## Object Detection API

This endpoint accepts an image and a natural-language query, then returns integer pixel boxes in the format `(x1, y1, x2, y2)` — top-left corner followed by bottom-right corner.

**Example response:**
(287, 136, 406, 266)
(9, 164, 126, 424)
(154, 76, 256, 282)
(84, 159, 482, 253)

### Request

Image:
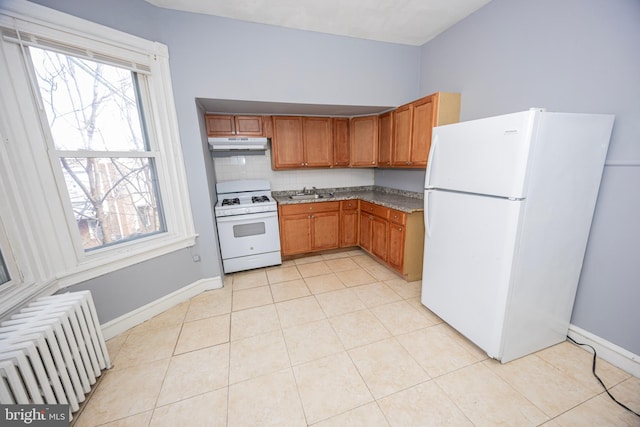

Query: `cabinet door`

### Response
(280, 213, 311, 255)
(359, 210, 372, 252)
(350, 115, 378, 167)
(387, 223, 405, 272)
(303, 117, 333, 167)
(378, 111, 393, 167)
(333, 118, 350, 167)
(371, 216, 388, 261)
(272, 116, 304, 169)
(340, 201, 358, 247)
(206, 115, 235, 136)
(410, 95, 435, 167)
(235, 116, 263, 136)
(391, 104, 412, 166)
(311, 211, 340, 250)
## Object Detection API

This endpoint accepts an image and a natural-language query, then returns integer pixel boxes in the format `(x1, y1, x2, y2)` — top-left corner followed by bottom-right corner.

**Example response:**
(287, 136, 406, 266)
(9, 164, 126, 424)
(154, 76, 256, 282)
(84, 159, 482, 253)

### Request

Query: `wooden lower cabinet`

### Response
(279, 202, 340, 256)
(358, 200, 424, 281)
(340, 200, 358, 247)
(280, 199, 424, 280)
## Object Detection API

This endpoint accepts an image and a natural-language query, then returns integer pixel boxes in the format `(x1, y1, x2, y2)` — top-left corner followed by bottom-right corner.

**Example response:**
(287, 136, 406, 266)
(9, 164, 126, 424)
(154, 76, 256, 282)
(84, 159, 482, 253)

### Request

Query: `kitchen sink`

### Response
(288, 194, 332, 200)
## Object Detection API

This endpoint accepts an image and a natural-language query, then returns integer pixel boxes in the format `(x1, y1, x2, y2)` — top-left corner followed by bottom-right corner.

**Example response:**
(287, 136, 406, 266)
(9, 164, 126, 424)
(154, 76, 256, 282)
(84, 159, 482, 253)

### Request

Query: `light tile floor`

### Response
(74, 249, 640, 426)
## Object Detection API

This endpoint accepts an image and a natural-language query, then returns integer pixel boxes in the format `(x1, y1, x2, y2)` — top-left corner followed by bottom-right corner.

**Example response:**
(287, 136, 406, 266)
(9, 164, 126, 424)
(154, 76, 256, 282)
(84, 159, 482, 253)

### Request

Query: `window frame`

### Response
(0, 1, 196, 313)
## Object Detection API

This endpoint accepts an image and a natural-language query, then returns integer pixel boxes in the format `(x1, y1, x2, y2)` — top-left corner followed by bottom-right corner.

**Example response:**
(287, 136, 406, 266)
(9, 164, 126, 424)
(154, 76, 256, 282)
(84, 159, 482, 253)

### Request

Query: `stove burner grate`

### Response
(252, 195, 270, 203)
(222, 197, 240, 206)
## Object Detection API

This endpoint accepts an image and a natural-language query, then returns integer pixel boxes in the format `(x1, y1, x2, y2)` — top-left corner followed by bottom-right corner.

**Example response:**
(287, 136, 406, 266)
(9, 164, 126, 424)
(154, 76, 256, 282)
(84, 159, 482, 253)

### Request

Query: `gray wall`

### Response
(29, 0, 421, 322)
(408, 0, 639, 355)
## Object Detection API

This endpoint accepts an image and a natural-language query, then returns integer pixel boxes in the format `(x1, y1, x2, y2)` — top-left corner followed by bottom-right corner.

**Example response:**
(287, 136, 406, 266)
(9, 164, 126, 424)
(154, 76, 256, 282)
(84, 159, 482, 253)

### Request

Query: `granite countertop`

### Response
(272, 185, 424, 213)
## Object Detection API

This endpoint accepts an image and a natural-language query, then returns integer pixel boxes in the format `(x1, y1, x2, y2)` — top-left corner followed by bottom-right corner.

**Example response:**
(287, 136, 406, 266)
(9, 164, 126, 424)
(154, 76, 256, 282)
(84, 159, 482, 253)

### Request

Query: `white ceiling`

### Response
(144, 0, 491, 46)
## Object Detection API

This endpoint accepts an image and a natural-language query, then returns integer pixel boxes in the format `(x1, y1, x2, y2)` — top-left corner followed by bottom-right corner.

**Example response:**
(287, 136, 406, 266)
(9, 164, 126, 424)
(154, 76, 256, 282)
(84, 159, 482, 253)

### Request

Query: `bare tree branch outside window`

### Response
(29, 47, 165, 250)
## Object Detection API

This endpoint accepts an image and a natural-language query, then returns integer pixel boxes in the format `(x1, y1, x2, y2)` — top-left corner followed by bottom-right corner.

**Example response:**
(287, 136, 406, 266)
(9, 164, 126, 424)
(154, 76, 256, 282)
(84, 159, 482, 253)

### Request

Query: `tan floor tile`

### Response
(150, 388, 227, 427)
(228, 369, 306, 427)
(130, 301, 188, 334)
(294, 254, 326, 265)
(371, 300, 434, 335)
(112, 325, 181, 370)
(232, 269, 269, 290)
(297, 261, 332, 277)
(364, 264, 399, 281)
(229, 330, 290, 384)
(315, 288, 366, 317)
(384, 278, 421, 299)
(283, 319, 344, 365)
(435, 363, 548, 426)
(276, 295, 326, 328)
(378, 381, 473, 427)
(230, 304, 281, 341)
(184, 290, 231, 322)
(312, 402, 389, 427)
(304, 273, 345, 294)
(352, 282, 403, 308)
(351, 254, 383, 269)
(329, 309, 391, 349)
(610, 375, 640, 413)
(396, 323, 485, 378)
(321, 251, 353, 260)
(232, 285, 273, 311)
(536, 341, 631, 393)
(552, 393, 639, 426)
(156, 343, 229, 406)
(484, 355, 597, 418)
(105, 333, 128, 362)
(325, 257, 360, 272)
(74, 359, 169, 426)
(92, 411, 153, 427)
(293, 353, 373, 424)
(174, 314, 230, 355)
(270, 278, 311, 302)
(348, 338, 429, 399)
(336, 268, 377, 287)
(405, 297, 443, 324)
(267, 265, 303, 283)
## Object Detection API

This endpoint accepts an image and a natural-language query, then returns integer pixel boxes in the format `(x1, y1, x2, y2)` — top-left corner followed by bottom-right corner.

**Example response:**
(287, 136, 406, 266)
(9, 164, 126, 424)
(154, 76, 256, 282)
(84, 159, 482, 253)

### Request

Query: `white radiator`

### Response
(0, 291, 111, 414)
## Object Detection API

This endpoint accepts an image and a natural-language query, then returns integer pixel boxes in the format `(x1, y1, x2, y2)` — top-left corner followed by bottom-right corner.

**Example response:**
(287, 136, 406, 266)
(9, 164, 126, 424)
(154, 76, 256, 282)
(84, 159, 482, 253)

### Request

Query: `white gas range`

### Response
(214, 180, 282, 273)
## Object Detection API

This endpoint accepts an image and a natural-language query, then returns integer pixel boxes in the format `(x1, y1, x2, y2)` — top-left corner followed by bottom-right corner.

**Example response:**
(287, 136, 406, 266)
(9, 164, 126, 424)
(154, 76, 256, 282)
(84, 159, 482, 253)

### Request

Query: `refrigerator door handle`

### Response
(425, 189, 432, 238)
(425, 135, 438, 188)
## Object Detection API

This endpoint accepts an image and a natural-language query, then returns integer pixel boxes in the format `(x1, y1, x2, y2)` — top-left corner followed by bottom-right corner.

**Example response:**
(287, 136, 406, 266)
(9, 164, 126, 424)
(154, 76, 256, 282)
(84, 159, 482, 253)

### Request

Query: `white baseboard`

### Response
(100, 276, 223, 340)
(568, 324, 640, 378)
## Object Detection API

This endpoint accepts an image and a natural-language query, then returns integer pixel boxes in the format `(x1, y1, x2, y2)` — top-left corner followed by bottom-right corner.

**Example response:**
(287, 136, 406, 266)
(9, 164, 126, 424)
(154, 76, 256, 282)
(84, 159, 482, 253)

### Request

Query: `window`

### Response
(29, 47, 166, 251)
(0, 1, 196, 312)
(0, 250, 9, 286)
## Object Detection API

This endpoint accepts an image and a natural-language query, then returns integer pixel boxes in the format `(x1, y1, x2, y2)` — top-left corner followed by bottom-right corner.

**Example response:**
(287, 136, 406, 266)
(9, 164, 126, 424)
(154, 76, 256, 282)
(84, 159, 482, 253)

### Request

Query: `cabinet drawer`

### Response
(359, 201, 389, 219)
(389, 210, 406, 225)
(340, 200, 358, 211)
(280, 201, 340, 215)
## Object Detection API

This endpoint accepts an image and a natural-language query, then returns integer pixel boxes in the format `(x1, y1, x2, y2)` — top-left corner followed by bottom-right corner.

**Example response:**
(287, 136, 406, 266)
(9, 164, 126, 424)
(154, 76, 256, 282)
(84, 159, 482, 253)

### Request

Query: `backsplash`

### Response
(212, 147, 374, 191)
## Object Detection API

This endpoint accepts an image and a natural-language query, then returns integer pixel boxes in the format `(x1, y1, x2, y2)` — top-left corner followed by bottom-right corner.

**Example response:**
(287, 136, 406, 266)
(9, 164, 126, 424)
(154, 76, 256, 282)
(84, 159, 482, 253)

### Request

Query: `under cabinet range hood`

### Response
(208, 137, 269, 151)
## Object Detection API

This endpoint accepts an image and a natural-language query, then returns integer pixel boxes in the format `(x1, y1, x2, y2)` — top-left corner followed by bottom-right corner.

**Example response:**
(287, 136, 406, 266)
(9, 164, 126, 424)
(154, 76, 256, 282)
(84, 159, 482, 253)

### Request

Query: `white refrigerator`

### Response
(421, 108, 614, 363)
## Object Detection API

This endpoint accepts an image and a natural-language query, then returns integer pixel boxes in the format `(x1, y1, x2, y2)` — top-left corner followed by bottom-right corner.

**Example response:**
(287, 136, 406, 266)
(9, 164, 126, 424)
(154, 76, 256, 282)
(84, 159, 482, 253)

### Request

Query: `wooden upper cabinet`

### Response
(333, 118, 350, 167)
(272, 116, 304, 169)
(350, 115, 378, 167)
(391, 92, 460, 168)
(205, 114, 264, 136)
(391, 105, 413, 167)
(377, 111, 393, 167)
(302, 117, 333, 168)
(272, 116, 332, 169)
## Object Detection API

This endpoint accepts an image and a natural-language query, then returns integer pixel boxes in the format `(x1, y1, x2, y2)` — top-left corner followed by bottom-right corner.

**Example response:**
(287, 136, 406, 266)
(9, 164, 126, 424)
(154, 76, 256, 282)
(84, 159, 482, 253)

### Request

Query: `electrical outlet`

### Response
(192, 254, 201, 262)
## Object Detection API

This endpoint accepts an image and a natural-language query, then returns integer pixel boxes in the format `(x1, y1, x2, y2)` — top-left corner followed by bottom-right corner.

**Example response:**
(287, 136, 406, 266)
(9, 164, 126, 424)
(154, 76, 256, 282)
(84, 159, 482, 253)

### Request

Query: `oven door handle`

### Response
(216, 211, 278, 223)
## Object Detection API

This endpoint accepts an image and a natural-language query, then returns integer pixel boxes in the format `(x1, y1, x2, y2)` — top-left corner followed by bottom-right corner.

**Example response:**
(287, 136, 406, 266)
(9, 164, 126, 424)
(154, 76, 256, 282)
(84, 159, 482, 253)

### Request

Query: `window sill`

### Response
(56, 233, 198, 288)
